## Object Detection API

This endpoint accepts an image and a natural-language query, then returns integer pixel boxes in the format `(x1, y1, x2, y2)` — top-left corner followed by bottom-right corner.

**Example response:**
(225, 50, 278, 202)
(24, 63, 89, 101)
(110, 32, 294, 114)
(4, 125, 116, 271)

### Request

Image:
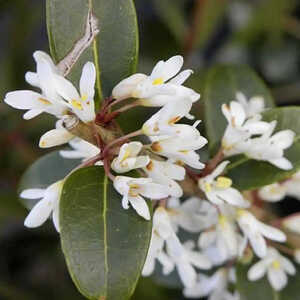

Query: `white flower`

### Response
(111, 142, 149, 173)
(112, 55, 199, 105)
(236, 209, 286, 258)
(258, 183, 287, 202)
(199, 205, 242, 263)
(113, 176, 169, 220)
(248, 247, 296, 291)
(240, 121, 295, 170)
(142, 207, 212, 288)
(39, 119, 74, 148)
(166, 239, 212, 288)
(4, 51, 69, 119)
(282, 213, 300, 234)
(221, 101, 271, 156)
(54, 62, 96, 123)
(142, 207, 177, 276)
(60, 138, 101, 163)
(20, 180, 64, 232)
(184, 268, 240, 300)
(150, 135, 207, 169)
(258, 171, 300, 202)
(236, 91, 265, 118)
(198, 161, 249, 207)
(167, 197, 218, 232)
(143, 160, 185, 197)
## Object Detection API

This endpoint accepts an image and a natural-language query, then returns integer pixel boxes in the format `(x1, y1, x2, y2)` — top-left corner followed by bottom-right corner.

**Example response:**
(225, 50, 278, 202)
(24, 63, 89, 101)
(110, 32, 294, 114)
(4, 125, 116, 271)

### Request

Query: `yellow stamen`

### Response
(216, 176, 232, 189)
(71, 99, 83, 110)
(121, 149, 131, 162)
(218, 215, 227, 228)
(272, 260, 281, 270)
(81, 94, 88, 101)
(129, 184, 140, 197)
(204, 182, 212, 193)
(236, 209, 246, 218)
(152, 77, 164, 85)
(38, 98, 51, 105)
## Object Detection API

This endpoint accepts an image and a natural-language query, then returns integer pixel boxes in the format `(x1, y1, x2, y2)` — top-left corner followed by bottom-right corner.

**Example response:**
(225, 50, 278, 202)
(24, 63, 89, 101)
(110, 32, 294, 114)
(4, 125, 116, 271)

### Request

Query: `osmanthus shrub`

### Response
(5, 1, 300, 300)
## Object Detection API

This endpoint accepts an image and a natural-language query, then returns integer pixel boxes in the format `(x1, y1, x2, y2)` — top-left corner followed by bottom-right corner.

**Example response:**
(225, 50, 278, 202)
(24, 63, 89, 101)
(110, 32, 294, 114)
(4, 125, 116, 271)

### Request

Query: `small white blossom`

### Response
(143, 160, 185, 197)
(258, 171, 300, 202)
(236, 209, 286, 258)
(142, 207, 212, 288)
(39, 119, 74, 148)
(258, 183, 288, 202)
(236, 91, 265, 118)
(282, 213, 300, 234)
(113, 176, 169, 220)
(142, 98, 198, 137)
(20, 180, 64, 232)
(54, 62, 96, 123)
(239, 121, 295, 170)
(111, 142, 149, 173)
(248, 247, 296, 291)
(112, 56, 199, 106)
(221, 101, 271, 156)
(60, 138, 101, 164)
(198, 161, 249, 208)
(167, 197, 218, 232)
(199, 205, 244, 263)
(150, 135, 207, 169)
(4, 51, 69, 119)
(184, 268, 240, 300)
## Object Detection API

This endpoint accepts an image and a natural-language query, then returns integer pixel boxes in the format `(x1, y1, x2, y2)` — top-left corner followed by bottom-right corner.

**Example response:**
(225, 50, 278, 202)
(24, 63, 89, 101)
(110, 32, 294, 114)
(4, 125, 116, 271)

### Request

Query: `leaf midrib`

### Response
(102, 175, 108, 297)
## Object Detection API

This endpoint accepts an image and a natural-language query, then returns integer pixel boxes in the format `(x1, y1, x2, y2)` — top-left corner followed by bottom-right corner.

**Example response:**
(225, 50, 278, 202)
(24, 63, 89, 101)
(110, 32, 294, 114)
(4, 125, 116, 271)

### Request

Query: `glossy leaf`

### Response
(228, 107, 300, 190)
(19, 150, 80, 209)
(47, 0, 139, 102)
(153, 0, 186, 44)
(202, 65, 275, 155)
(60, 167, 152, 300)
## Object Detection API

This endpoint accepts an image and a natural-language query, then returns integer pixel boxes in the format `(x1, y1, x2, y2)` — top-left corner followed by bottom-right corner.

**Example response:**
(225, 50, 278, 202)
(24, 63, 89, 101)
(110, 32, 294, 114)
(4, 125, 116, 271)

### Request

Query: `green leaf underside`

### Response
(60, 167, 152, 300)
(228, 107, 300, 190)
(19, 150, 80, 209)
(202, 65, 275, 155)
(236, 263, 300, 300)
(46, 0, 139, 101)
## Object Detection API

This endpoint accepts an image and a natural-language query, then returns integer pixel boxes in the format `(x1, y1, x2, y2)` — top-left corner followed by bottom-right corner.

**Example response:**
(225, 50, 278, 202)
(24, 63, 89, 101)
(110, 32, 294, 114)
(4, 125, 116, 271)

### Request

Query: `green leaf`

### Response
(153, 0, 186, 45)
(46, 0, 139, 102)
(19, 150, 80, 209)
(60, 167, 152, 300)
(202, 65, 275, 155)
(236, 262, 300, 300)
(195, 0, 228, 49)
(228, 107, 300, 190)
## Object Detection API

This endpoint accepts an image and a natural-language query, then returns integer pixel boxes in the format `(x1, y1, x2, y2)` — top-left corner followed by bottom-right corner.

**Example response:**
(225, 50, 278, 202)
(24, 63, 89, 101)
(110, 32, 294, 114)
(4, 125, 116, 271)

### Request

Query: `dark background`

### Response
(1, 0, 300, 299)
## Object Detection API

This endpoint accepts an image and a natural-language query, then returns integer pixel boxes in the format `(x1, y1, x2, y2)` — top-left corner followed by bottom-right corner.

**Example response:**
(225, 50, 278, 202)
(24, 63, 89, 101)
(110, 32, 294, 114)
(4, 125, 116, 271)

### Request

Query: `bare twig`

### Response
(57, 10, 99, 76)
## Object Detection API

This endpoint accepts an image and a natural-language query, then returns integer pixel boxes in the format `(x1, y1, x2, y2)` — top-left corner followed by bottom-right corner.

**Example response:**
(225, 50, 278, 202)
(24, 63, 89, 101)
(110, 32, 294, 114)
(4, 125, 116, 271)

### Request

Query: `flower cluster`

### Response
(5, 51, 300, 297)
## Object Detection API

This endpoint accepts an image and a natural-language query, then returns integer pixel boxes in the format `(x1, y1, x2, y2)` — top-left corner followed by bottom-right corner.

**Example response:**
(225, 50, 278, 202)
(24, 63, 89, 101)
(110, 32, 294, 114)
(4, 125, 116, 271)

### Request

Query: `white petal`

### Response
(52, 204, 60, 232)
(4, 90, 44, 109)
(258, 222, 286, 242)
(54, 74, 80, 101)
(139, 183, 169, 199)
(230, 101, 246, 126)
(23, 109, 44, 119)
(269, 157, 293, 170)
(248, 231, 267, 258)
(24, 198, 53, 228)
(248, 260, 268, 281)
(267, 268, 287, 291)
(25, 72, 39, 88)
(176, 260, 197, 288)
(270, 130, 295, 149)
(162, 55, 184, 81)
(80, 62, 96, 99)
(210, 161, 230, 179)
(39, 129, 73, 148)
(20, 189, 45, 199)
(169, 69, 193, 85)
(128, 196, 150, 220)
(112, 73, 147, 100)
